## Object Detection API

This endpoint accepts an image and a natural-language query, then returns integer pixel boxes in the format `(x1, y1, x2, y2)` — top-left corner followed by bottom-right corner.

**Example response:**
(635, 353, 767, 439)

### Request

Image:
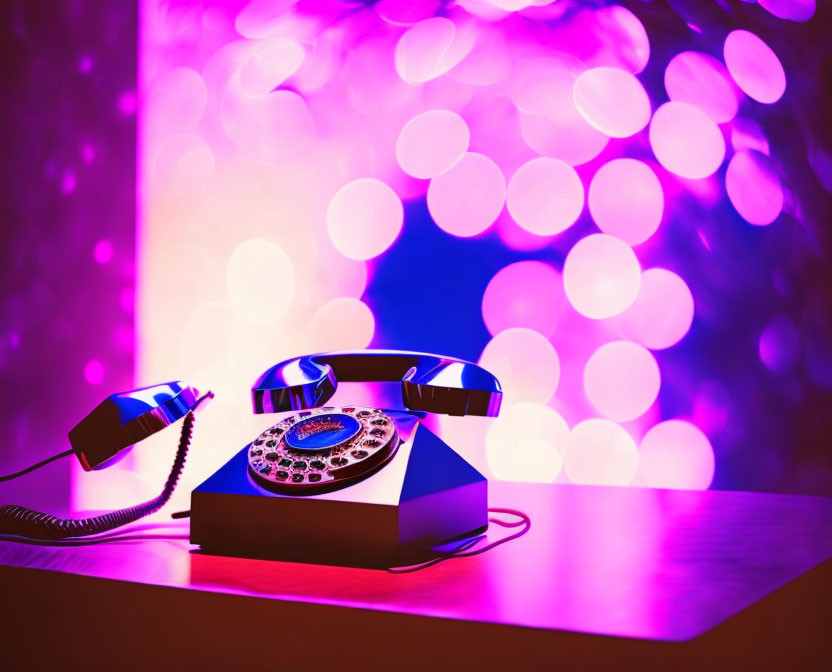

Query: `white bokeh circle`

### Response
(506, 157, 584, 236)
(564, 419, 639, 486)
(486, 403, 569, 482)
(396, 109, 470, 179)
(226, 239, 295, 324)
(326, 178, 404, 260)
(308, 297, 375, 352)
(427, 152, 506, 237)
(563, 234, 641, 319)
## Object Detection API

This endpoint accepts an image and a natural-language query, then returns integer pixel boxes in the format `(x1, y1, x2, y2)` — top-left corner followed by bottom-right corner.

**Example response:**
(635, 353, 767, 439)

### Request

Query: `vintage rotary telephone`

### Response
(0, 350, 525, 569)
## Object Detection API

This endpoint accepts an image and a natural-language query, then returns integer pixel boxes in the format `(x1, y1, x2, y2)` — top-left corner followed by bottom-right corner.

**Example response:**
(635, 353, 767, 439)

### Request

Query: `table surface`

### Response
(2, 481, 831, 642)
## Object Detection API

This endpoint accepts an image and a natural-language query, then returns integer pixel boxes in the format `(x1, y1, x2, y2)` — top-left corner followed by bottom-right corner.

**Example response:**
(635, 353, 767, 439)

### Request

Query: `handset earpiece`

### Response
(251, 350, 502, 417)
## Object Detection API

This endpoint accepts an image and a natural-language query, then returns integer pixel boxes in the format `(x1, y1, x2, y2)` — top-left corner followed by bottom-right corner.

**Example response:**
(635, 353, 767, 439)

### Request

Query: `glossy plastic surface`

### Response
(68, 382, 200, 470)
(252, 350, 502, 417)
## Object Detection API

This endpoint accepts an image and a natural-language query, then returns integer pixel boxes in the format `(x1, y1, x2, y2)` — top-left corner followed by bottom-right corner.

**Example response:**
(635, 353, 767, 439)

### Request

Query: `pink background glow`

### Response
(109, 0, 818, 506)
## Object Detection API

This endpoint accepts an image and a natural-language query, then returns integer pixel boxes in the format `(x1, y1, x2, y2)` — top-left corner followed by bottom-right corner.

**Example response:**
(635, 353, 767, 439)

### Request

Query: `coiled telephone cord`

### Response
(0, 394, 210, 541)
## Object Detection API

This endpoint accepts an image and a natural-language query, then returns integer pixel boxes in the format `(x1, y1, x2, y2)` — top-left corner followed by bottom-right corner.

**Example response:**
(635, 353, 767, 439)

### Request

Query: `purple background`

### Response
(1, 0, 831, 507)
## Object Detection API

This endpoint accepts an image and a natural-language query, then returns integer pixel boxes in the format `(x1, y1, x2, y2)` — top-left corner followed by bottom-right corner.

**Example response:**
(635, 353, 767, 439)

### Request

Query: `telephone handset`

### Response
(251, 350, 502, 416)
(245, 351, 501, 495)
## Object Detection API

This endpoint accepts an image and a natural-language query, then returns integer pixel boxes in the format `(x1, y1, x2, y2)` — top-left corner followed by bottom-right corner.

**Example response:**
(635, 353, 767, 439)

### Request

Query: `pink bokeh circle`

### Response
(649, 101, 726, 179)
(638, 420, 715, 490)
(619, 268, 695, 350)
(725, 150, 783, 226)
(583, 341, 661, 421)
(564, 418, 639, 486)
(563, 234, 641, 319)
(326, 178, 404, 260)
(427, 152, 506, 237)
(514, 61, 609, 166)
(481, 261, 564, 337)
(83, 359, 105, 386)
(395, 17, 472, 84)
(723, 30, 786, 104)
(758, 0, 815, 22)
(573, 67, 651, 138)
(93, 239, 115, 265)
(506, 158, 584, 236)
(588, 158, 663, 245)
(478, 328, 560, 406)
(396, 110, 470, 179)
(664, 51, 739, 124)
(759, 314, 800, 371)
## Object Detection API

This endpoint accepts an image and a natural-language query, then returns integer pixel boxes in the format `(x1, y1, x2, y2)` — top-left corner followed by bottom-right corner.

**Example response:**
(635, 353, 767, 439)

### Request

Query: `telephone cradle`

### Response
(190, 351, 502, 568)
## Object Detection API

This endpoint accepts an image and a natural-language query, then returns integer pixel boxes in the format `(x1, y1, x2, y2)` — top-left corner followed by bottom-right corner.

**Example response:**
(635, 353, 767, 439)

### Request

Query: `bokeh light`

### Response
(649, 101, 726, 179)
(759, 314, 800, 372)
(93, 239, 114, 265)
(326, 178, 404, 260)
(573, 67, 651, 138)
(664, 51, 739, 124)
(723, 30, 786, 104)
(234, 0, 301, 39)
(514, 58, 609, 166)
(226, 239, 295, 324)
(154, 134, 214, 192)
(125, 0, 829, 501)
(564, 418, 639, 486)
(308, 297, 375, 352)
(427, 152, 506, 237)
(758, 0, 815, 22)
(221, 89, 308, 164)
(588, 158, 663, 245)
(584, 341, 661, 421)
(83, 359, 105, 386)
(395, 17, 472, 84)
(617, 268, 694, 350)
(481, 261, 564, 338)
(396, 110, 470, 179)
(638, 420, 715, 490)
(506, 158, 584, 236)
(563, 234, 641, 319)
(486, 403, 568, 482)
(479, 328, 560, 406)
(239, 38, 305, 96)
(725, 150, 784, 226)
